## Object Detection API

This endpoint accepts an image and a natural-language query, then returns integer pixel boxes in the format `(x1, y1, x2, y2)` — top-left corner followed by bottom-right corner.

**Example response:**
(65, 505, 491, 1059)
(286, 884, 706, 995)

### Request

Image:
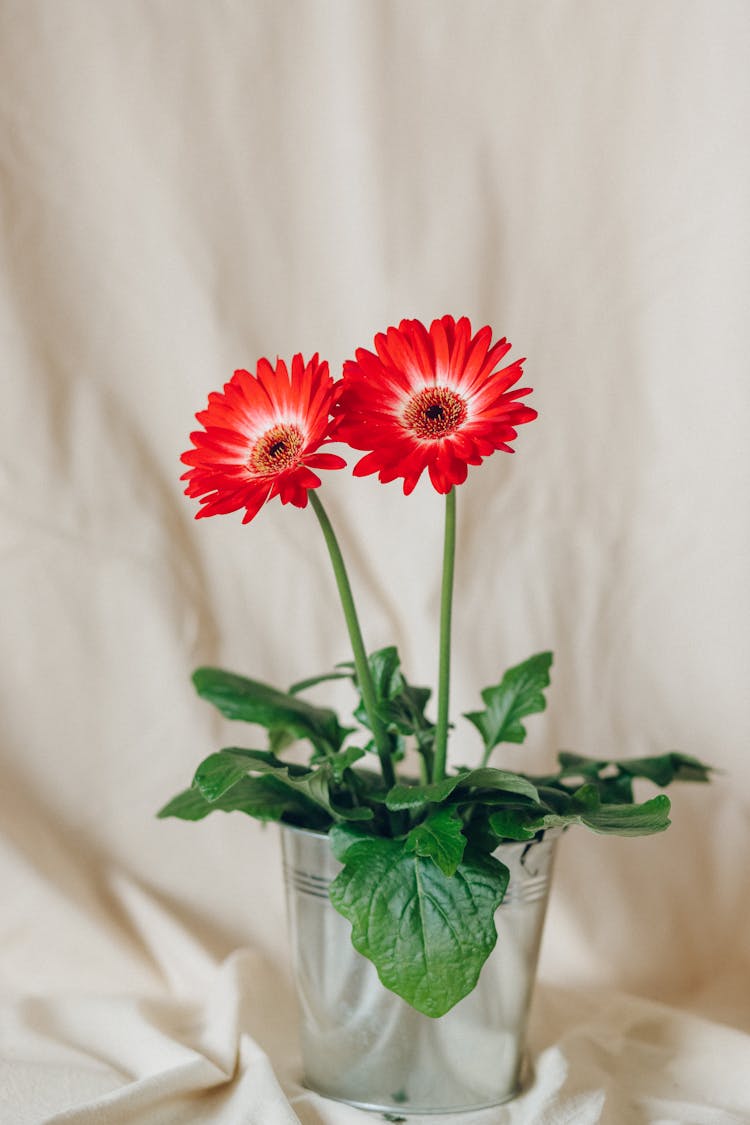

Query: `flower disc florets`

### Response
(402, 386, 468, 438)
(333, 315, 537, 494)
(180, 354, 346, 524)
(249, 424, 305, 474)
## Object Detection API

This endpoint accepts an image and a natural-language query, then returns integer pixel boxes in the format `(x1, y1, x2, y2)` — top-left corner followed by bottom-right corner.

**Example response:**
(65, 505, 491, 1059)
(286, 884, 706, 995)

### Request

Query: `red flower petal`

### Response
(334, 316, 536, 493)
(305, 453, 348, 470)
(181, 355, 345, 524)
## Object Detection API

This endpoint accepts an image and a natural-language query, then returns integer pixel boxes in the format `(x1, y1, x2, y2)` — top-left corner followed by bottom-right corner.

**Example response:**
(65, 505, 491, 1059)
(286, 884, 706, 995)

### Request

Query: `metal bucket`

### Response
(280, 823, 558, 1114)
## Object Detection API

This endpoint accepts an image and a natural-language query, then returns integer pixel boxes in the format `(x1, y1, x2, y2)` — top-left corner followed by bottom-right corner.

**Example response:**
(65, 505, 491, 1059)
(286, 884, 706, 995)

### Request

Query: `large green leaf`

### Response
(193, 748, 373, 822)
(329, 836, 509, 1017)
(405, 807, 467, 875)
(517, 785, 672, 837)
(192, 667, 349, 752)
(464, 652, 553, 752)
(193, 749, 305, 801)
(156, 774, 321, 823)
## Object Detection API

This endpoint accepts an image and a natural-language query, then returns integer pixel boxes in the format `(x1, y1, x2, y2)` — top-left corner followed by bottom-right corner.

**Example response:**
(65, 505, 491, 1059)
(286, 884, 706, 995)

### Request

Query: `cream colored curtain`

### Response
(1, 1, 749, 1121)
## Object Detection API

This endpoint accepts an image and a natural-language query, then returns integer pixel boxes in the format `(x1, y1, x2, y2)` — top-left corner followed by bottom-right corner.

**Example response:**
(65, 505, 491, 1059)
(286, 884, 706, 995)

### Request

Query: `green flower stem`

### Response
(433, 487, 457, 784)
(309, 491, 395, 789)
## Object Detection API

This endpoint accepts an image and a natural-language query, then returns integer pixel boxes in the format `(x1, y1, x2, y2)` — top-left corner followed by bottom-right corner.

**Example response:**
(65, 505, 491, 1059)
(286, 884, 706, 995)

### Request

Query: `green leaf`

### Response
(531, 750, 714, 808)
(618, 752, 713, 786)
(329, 745, 366, 783)
(581, 794, 672, 836)
(192, 667, 349, 752)
(556, 751, 609, 777)
(668, 753, 714, 783)
(157, 775, 314, 823)
(354, 647, 435, 740)
(329, 836, 509, 1017)
(329, 822, 372, 860)
(367, 646, 404, 700)
(193, 748, 373, 822)
(554, 750, 714, 789)
(464, 652, 553, 753)
(288, 669, 353, 694)
(348, 766, 391, 804)
(384, 768, 538, 813)
(571, 782, 600, 811)
(455, 768, 540, 803)
(530, 790, 672, 837)
(596, 774, 635, 804)
(158, 787, 211, 820)
(487, 808, 539, 841)
(405, 807, 467, 875)
(536, 785, 576, 813)
(317, 787, 375, 824)
(268, 727, 296, 755)
(193, 748, 306, 802)
(385, 776, 462, 811)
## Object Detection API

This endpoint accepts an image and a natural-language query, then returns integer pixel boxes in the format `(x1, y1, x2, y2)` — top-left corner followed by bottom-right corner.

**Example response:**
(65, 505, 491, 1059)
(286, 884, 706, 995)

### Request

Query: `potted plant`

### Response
(159, 316, 712, 1114)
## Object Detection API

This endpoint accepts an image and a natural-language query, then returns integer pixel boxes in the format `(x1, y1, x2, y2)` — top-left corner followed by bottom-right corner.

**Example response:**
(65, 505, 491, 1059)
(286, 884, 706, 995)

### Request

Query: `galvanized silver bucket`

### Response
(280, 823, 558, 1114)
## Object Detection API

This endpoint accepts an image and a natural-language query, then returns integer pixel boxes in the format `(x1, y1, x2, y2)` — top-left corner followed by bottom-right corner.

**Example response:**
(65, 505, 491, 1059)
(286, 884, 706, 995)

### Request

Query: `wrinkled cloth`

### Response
(1, 1, 749, 1122)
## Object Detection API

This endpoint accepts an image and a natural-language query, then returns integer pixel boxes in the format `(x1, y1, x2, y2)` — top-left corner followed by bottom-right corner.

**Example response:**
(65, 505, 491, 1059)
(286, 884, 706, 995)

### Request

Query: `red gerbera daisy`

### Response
(180, 354, 346, 524)
(333, 316, 537, 494)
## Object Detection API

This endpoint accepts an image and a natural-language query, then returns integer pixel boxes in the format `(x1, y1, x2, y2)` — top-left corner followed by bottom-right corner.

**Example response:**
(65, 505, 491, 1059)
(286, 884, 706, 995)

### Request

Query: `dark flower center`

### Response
(402, 386, 467, 438)
(250, 424, 304, 474)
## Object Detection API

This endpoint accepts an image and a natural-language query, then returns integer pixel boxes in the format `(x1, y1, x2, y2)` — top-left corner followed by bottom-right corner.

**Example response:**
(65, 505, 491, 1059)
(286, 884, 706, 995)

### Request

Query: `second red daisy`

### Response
(333, 315, 537, 494)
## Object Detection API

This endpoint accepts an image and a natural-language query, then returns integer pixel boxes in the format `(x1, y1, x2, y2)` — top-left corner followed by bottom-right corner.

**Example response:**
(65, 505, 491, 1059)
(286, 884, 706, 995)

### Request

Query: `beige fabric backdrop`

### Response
(1, 1, 749, 1122)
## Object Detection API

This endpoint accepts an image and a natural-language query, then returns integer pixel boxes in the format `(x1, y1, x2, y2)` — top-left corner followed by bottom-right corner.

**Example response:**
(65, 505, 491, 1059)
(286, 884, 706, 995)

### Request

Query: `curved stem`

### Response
(432, 488, 457, 783)
(309, 491, 395, 789)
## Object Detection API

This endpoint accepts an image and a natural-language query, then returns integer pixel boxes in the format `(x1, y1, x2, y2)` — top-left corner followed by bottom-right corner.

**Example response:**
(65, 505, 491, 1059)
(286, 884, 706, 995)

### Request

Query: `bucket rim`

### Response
(278, 820, 565, 846)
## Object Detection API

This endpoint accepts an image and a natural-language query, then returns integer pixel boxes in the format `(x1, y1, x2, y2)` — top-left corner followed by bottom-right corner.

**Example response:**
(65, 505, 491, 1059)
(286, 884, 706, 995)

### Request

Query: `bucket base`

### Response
(305, 1079, 523, 1116)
